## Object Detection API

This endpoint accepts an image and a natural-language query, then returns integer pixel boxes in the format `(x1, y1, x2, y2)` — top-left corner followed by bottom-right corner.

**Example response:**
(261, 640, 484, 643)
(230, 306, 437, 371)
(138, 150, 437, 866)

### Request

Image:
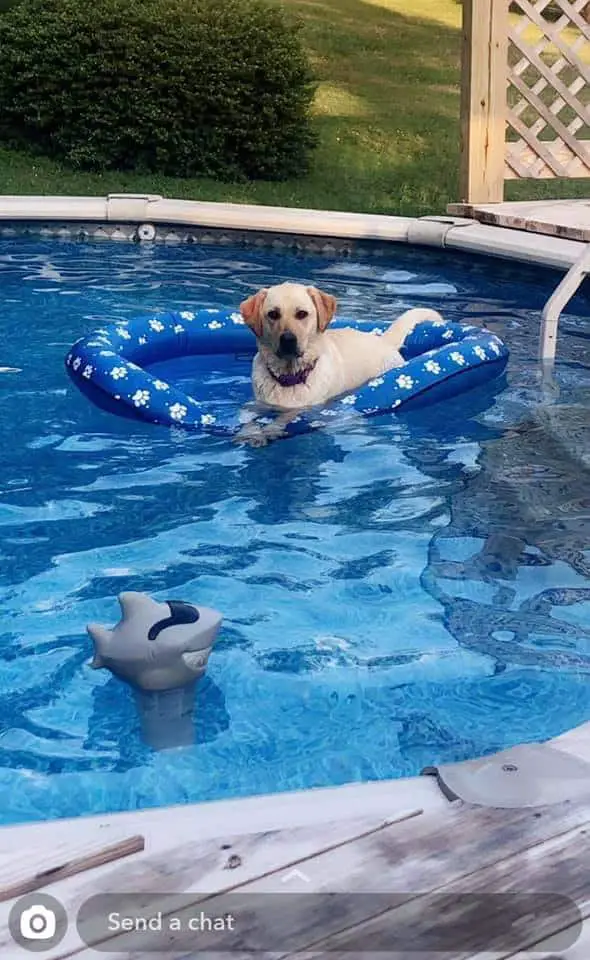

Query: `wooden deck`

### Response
(0, 723, 588, 959)
(447, 198, 590, 244)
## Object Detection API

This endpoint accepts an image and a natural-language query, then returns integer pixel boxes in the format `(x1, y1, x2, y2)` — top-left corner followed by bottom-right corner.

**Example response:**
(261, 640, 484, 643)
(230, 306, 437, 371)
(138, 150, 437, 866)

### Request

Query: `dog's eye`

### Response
(295, 310, 308, 320)
(267, 308, 280, 322)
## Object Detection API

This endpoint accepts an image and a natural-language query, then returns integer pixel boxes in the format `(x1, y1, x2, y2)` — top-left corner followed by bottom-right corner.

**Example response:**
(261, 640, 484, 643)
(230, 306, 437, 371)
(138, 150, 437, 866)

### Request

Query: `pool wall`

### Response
(0, 194, 586, 271)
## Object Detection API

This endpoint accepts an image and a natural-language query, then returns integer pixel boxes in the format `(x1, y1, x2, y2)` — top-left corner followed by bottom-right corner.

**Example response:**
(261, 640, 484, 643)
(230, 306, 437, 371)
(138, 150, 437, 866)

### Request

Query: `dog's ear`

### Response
(239, 288, 268, 338)
(307, 286, 337, 332)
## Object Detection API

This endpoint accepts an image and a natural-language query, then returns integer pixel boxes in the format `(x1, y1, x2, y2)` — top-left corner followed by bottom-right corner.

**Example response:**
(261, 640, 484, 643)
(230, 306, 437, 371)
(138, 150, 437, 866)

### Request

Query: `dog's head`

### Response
(239, 283, 337, 367)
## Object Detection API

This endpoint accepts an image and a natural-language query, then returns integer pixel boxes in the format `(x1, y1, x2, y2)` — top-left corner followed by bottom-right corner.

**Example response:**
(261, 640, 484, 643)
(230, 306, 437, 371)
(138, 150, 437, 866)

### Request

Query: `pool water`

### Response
(0, 237, 589, 825)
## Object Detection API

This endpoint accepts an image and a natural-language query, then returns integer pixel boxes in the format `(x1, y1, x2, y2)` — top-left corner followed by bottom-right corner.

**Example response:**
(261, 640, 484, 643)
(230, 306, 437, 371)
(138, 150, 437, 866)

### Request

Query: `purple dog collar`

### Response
(269, 361, 317, 387)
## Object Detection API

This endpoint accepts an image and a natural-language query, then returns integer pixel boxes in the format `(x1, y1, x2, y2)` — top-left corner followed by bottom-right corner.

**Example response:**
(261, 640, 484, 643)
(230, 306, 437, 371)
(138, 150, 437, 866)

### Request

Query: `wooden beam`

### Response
(0, 836, 145, 902)
(459, 0, 508, 204)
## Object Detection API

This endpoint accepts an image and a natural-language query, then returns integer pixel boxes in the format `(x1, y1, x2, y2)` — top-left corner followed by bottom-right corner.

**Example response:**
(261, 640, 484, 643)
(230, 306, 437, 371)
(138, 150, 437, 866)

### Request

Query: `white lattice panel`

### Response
(506, 0, 590, 178)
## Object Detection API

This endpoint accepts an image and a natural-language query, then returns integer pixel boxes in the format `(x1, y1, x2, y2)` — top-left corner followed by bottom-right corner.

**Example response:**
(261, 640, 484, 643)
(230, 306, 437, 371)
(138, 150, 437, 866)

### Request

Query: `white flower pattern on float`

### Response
(132, 389, 150, 407)
(179, 311, 194, 321)
(170, 402, 188, 421)
(68, 310, 507, 437)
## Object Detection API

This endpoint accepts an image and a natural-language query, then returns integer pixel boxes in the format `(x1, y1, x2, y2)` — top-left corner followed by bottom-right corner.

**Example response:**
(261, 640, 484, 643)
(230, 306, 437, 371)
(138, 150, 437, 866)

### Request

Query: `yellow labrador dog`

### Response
(235, 282, 444, 445)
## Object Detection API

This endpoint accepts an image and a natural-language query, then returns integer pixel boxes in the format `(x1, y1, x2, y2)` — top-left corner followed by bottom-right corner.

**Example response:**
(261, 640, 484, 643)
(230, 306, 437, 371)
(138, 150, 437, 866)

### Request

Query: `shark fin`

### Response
(86, 623, 112, 666)
(119, 591, 163, 620)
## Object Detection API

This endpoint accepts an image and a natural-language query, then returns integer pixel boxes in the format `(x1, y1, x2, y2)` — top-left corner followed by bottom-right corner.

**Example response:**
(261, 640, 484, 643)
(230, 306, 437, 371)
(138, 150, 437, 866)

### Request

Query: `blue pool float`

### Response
(65, 308, 509, 437)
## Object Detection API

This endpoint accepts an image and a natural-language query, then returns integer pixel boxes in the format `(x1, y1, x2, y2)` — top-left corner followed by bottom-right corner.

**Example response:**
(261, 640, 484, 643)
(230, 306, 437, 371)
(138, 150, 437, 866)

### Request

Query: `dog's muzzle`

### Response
(269, 359, 317, 387)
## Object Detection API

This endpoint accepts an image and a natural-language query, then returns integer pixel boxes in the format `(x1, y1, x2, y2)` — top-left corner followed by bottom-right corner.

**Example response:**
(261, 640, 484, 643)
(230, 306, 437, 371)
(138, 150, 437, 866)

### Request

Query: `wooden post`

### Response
(459, 0, 508, 204)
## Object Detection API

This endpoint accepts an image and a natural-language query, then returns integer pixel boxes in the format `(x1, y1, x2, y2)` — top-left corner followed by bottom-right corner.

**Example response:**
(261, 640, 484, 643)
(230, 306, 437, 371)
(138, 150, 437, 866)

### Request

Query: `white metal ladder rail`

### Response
(539, 242, 590, 366)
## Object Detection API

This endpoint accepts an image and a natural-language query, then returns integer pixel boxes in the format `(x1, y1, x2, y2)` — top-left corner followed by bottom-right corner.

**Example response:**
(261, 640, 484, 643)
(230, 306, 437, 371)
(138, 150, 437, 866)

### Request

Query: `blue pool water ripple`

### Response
(0, 238, 589, 823)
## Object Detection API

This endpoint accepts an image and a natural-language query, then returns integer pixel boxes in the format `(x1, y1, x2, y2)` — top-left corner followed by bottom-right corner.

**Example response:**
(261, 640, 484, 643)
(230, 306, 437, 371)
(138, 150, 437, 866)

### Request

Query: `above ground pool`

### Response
(0, 235, 589, 824)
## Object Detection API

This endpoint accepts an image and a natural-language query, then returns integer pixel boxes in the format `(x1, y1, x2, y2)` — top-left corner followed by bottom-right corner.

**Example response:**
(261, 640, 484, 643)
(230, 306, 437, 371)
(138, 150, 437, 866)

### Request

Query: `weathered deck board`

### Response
(288, 823, 588, 959)
(55, 796, 590, 959)
(503, 916, 590, 959)
(447, 199, 590, 243)
(0, 811, 420, 960)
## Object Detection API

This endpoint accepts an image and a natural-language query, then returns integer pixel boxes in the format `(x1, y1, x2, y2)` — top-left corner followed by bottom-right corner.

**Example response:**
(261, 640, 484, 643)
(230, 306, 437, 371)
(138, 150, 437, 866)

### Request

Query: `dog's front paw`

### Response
(233, 424, 269, 448)
(235, 433, 270, 448)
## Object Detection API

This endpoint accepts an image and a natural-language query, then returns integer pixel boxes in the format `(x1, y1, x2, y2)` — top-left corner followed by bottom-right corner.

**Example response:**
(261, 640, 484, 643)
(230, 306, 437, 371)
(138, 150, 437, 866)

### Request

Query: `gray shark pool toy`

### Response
(87, 591, 222, 750)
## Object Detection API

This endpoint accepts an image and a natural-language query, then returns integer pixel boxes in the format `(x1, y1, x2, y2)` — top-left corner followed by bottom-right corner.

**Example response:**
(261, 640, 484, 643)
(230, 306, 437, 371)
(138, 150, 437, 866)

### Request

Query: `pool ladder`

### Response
(539, 242, 590, 366)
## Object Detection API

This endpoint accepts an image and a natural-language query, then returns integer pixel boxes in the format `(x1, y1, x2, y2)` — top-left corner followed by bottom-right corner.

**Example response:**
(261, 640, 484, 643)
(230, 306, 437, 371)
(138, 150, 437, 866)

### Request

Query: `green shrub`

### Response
(0, 0, 317, 180)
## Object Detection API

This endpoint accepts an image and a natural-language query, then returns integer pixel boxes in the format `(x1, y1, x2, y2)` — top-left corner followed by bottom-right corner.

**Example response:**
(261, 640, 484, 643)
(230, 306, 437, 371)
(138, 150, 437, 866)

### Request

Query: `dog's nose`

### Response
(278, 331, 299, 357)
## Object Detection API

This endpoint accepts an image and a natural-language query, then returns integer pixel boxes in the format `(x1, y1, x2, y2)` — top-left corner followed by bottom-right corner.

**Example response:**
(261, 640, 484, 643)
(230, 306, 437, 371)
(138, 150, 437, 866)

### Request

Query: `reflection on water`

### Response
(0, 238, 588, 823)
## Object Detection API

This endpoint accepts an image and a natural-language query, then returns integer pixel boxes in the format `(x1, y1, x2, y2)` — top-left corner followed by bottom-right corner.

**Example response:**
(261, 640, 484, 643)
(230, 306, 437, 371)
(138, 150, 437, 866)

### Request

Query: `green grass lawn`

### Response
(0, 0, 587, 215)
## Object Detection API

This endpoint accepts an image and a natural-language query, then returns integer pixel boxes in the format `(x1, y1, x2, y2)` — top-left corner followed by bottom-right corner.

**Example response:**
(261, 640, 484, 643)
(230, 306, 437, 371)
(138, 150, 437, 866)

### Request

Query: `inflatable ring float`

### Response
(65, 307, 509, 437)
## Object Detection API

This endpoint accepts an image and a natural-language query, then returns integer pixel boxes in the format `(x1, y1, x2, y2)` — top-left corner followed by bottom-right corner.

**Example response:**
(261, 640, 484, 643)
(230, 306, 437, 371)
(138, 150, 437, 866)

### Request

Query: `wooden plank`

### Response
(285, 907, 590, 960)
(504, 914, 590, 958)
(58, 796, 590, 959)
(281, 823, 590, 959)
(0, 835, 145, 902)
(0, 811, 421, 960)
(446, 197, 590, 241)
(0, 830, 138, 887)
(459, 0, 508, 204)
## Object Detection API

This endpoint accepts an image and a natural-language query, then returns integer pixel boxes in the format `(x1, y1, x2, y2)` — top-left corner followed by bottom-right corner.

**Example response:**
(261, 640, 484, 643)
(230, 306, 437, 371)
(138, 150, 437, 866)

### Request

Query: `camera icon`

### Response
(9, 891, 67, 952)
(20, 905, 57, 940)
